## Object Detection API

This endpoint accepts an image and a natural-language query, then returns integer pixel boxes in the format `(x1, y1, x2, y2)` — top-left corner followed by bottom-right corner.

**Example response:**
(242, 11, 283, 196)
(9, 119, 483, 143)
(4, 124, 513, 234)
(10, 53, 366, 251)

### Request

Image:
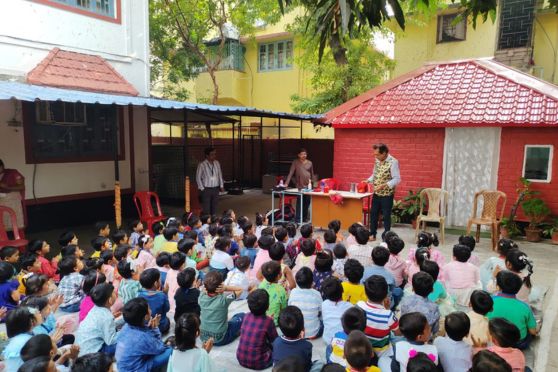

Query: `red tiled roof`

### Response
(27, 48, 139, 96)
(325, 59, 558, 128)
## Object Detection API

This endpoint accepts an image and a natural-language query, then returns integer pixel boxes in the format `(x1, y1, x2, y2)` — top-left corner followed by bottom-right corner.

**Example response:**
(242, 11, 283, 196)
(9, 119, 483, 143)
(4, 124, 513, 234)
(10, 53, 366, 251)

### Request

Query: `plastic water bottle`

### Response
(308, 179, 312, 190)
(320, 181, 325, 192)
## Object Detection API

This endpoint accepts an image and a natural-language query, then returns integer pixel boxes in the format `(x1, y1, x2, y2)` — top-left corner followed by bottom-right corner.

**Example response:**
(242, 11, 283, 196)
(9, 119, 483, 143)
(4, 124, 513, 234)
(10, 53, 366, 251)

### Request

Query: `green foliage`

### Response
(522, 198, 551, 229)
(149, 0, 282, 102)
(400, 188, 425, 219)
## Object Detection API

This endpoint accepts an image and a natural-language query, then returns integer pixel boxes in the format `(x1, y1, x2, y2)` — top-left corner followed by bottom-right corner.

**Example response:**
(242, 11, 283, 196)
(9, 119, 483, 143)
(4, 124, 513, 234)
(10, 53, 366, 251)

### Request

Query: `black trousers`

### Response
(296, 194, 311, 222)
(369, 193, 394, 238)
(201, 187, 220, 216)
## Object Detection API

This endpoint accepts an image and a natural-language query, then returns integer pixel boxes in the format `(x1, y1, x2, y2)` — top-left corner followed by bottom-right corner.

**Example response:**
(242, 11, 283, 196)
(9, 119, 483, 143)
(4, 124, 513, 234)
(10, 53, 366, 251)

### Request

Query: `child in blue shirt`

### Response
(0, 261, 20, 310)
(241, 234, 259, 269)
(115, 297, 172, 372)
(138, 268, 170, 334)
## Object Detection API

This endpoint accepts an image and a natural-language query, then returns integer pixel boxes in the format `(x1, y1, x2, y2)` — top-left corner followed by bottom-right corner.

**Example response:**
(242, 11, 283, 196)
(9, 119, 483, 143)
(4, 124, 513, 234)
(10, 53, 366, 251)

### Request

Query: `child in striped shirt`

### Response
(288, 267, 323, 339)
(328, 307, 367, 367)
(117, 261, 142, 305)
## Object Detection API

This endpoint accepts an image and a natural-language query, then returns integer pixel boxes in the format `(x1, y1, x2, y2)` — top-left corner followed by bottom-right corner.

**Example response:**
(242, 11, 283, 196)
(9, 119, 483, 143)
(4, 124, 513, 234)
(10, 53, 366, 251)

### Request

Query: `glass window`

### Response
(437, 14, 466, 43)
(523, 145, 553, 182)
(44, 0, 116, 18)
(258, 40, 294, 72)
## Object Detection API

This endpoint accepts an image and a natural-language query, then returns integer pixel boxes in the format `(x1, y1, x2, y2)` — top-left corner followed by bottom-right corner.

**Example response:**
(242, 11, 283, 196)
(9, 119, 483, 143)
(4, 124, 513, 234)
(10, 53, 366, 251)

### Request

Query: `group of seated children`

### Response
(0, 211, 539, 372)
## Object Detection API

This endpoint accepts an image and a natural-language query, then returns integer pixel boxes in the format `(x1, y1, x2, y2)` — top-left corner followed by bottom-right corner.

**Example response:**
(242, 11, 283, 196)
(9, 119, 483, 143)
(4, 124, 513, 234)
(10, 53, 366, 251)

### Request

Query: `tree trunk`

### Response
(329, 30, 352, 102)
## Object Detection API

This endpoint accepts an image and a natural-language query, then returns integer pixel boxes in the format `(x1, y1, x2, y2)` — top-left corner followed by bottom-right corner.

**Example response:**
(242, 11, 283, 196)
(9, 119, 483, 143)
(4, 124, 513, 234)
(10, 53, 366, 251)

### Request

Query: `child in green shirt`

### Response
(259, 261, 287, 325)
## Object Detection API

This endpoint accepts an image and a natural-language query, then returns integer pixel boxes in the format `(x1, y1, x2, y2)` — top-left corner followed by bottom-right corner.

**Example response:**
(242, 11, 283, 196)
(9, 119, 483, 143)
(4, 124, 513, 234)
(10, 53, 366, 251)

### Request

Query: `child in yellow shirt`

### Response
(342, 259, 367, 305)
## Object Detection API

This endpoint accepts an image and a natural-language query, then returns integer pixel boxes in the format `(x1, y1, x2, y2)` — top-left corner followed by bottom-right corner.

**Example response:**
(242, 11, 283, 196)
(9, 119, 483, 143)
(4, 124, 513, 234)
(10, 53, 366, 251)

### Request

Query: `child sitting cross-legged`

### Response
(332, 243, 348, 279)
(174, 268, 200, 321)
(434, 311, 472, 372)
(199, 271, 245, 346)
(385, 236, 406, 288)
(224, 255, 251, 300)
(272, 306, 323, 371)
(168, 313, 216, 372)
(292, 238, 318, 276)
(459, 235, 480, 266)
(90, 237, 111, 260)
(487, 270, 537, 350)
(392, 312, 439, 372)
(313, 250, 334, 292)
(322, 277, 353, 345)
(342, 259, 367, 305)
(486, 318, 526, 372)
(75, 283, 123, 356)
(19, 334, 80, 372)
(420, 260, 455, 317)
(328, 307, 367, 367)
(167, 252, 187, 315)
(480, 238, 518, 290)
(259, 261, 287, 325)
(209, 237, 234, 278)
(344, 330, 381, 372)
(17, 253, 42, 295)
(358, 275, 399, 362)
(117, 260, 142, 305)
(347, 227, 373, 268)
(115, 297, 172, 371)
(0, 261, 20, 310)
(241, 233, 258, 269)
(2, 307, 38, 371)
(22, 295, 72, 346)
(465, 290, 493, 352)
(323, 229, 338, 251)
(155, 252, 171, 289)
(363, 245, 402, 309)
(134, 234, 157, 271)
(138, 268, 170, 334)
(288, 267, 323, 339)
(58, 255, 85, 313)
(100, 250, 116, 284)
(236, 289, 279, 370)
(443, 244, 481, 310)
(26, 240, 59, 282)
(0, 246, 20, 278)
(79, 271, 107, 322)
(257, 242, 295, 290)
(251, 235, 275, 278)
(400, 272, 441, 336)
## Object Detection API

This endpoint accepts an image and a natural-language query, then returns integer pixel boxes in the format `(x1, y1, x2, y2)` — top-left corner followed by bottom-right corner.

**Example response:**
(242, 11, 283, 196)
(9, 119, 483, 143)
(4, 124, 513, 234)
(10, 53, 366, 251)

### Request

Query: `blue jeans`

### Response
(516, 333, 532, 350)
(370, 194, 394, 238)
(325, 344, 332, 363)
(208, 266, 228, 280)
(391, 287, 404, 309)
(59, 302, 81, 313)
(242, 248, 258, 268)
(214, 313, 245, 346)
(99, 342, 117, 356)
(152, 347, 172, 370)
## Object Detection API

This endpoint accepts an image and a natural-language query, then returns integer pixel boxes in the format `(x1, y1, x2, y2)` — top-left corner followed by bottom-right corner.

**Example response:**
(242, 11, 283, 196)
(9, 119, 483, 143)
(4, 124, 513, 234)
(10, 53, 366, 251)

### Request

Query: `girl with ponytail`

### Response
(168, 313, 216, 372)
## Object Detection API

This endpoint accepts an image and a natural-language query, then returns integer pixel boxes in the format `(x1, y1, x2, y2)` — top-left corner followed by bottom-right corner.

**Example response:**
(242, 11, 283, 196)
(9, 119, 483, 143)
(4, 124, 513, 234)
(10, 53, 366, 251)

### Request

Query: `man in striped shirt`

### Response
(196, 147, 224, 215)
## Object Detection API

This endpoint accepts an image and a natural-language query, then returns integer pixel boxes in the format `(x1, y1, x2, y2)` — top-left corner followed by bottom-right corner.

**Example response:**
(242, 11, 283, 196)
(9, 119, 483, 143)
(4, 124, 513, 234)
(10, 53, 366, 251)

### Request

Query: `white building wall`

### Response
(0, 0, 150, 201)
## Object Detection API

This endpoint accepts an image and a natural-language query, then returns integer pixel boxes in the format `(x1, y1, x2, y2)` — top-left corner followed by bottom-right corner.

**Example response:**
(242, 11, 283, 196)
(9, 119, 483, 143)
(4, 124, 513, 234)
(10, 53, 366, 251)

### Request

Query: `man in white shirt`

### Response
(196, 147, 224, 215)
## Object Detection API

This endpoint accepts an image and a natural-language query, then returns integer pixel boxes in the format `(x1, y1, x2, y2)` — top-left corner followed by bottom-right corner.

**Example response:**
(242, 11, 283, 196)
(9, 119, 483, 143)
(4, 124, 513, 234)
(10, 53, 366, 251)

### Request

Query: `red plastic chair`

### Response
(133, 192, 166, 235)
(0, 206, 28, 251)
(362, 184, 374, 225)
(319, 178, 340, 190)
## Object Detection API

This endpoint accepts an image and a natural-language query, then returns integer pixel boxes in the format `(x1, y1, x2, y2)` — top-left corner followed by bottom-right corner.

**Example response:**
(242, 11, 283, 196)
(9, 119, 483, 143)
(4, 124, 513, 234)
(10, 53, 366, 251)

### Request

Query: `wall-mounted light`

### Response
(7, 99, 21, 127)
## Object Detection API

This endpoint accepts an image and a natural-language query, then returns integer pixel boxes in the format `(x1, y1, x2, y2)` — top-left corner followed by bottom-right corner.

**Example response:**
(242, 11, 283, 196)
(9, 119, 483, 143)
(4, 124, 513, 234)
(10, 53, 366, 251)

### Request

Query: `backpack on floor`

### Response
(266, 204, 296, 224)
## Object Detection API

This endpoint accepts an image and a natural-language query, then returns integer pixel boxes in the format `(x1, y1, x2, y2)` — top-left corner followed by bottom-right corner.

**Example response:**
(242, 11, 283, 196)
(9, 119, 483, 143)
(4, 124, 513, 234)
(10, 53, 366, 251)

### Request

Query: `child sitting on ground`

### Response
(79, 271, 107, 322)
(420, 260, 455, 316)
(272, 306, 322, 371)
(434, 312, 472, 372)
(347, 227, 373, 268)
(252, 235, 274, 277)
(284, 222, 298, 268)
(392, 312, 439, 372)
(480, 238, 518, 290)
(155, 252, 171, 288)
(112, 230, 129, 252)
(459, 235, 480, 266)
(363, 246, 400, 308)
(332, 243, 348, 279)
(328, 219, 343, 243)
(174, 268, 200, 320)
(298, 223, 322, 252)
(60, 244, 85, 259)
(2, 307, 37, 370)
(151, 221, 166, 256)
(329, 307, 367, 367)
(58, 230, 79, 249)
(324, 229, 338, 251)
(23, 295, 71, 345)
(27, 240, 58, 282)
(168, 313, 216, 371)
(342, 259, 367, 304)
(288, 267, 323, 339)
(100, 250, 116, 285)
(58, 255, 85, 313)
(486, 318, 525, 372)
(465, 290, 493, 352)
(254, 212, 268, 239)
(0, 246, 20, 277)
(224, 256, 251, 300)
(167, 252, 186, 314)
(128, 220, 144, 249)
(115, 297, 172, 371)
(408, 232, 445, 269)
(344, 330, 381, 372)
(406, 247, 431, 288)
(0, 261, 20, 310)
(487, 270, 537, 350)
(259, 261, 287, 325)
(260, 241, 296, 290)
(138, 268, 170, 334)
(322, 277, 353, 345)
(95, 221, 112, 249)
(241, 233, 258, 269)
(386, 236, 406, 288)
(236, 289, 279, 370)
(501, 249, 534, 303)
(117, 261, 142, 305)
(400, 271, 440, 336)
(161, 227, 180, 254)
(313, 250, 334, 292)
(177, 238, 199, 272)
(17, 253, 42, 295)
(203, 223, 219, 261)
(443, 244, 481, 309)
(292, 239, 317, 275)
(199, 271, 244, 346)
(75, 283, 123, 356)
(472, 350, 513, 372)
(134, 234, 157, 271)
(209, 237, 234, 278)
(346, 222, 362, 247)
(358, 275, 399, 360)
(90, 237, 110, 260)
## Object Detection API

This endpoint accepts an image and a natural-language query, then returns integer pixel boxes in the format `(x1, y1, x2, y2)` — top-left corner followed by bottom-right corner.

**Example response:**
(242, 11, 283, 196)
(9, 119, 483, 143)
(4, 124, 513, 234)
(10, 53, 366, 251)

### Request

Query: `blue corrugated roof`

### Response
(0, 80, 322, 121)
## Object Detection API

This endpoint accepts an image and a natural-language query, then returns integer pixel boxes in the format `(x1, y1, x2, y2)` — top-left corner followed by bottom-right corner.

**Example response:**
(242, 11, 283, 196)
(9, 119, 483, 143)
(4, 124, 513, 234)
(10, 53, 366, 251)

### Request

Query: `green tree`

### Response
(150, 0, 281, 103)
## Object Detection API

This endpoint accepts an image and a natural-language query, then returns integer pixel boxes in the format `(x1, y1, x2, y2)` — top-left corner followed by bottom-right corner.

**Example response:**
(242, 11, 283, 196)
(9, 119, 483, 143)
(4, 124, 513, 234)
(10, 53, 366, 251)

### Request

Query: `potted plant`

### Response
(400, 189, 424, 228)
(543, 218, 558, 245)
(500, 217, 521, 239)
(521, 198, 551, 242)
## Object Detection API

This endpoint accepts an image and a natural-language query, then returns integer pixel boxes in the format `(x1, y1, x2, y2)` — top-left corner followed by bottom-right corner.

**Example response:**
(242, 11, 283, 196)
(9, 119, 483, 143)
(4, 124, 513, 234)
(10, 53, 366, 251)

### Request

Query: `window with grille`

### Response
(258, 40, 293, 72)
(37, 0, 116, 18)
(523, 145, 553, 182)
(437, 14, 466, 43)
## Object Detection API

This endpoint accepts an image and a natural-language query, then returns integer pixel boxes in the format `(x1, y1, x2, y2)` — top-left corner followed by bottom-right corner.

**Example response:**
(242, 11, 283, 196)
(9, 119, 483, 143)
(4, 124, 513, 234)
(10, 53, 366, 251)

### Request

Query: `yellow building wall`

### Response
(392, 12, 499, 78)
(533, 12, 558, 84)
